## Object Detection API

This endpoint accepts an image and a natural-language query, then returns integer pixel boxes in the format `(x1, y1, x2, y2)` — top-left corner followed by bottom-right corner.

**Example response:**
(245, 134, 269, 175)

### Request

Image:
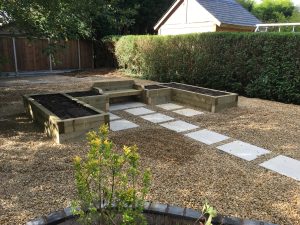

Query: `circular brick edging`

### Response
(26, 202, 278, 225)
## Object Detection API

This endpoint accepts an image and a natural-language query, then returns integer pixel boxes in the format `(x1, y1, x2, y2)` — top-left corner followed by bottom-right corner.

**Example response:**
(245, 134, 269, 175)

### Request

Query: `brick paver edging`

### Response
(26, 202, 278, 225)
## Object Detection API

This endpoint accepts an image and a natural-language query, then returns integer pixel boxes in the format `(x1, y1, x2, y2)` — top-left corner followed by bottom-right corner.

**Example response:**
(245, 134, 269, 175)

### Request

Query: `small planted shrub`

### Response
(198, 202, 217, 225)
(115, 33, 300, 104)
(72, 125, 151, 225)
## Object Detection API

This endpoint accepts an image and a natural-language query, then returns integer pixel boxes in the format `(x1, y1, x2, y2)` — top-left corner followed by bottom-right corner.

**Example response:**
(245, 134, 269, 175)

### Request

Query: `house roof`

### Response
(154, 0, 261, 30)
(196, 0, 261, 27)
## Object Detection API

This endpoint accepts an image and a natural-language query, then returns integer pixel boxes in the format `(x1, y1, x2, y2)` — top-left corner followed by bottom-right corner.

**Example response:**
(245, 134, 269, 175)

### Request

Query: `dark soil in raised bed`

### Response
(33, 94, 98, 119)
(144, 85, 168, 90)
(66, 91, 101, 97)
(161, 83, 228, 96)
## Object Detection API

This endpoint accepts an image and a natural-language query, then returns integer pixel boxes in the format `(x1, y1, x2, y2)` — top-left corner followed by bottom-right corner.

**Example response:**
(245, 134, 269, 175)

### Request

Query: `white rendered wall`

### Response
(159, 22, 216, 35)
(158, 0, 217, 35)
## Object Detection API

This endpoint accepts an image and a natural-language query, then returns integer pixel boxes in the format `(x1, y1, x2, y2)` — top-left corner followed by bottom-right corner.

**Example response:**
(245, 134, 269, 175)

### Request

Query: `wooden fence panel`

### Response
(0, 37, 93, 73)
(15, 38, 49, 71)
(80, 40, 94, 68)
(0, 37, 15, 72)
(53, 40, 79, 70)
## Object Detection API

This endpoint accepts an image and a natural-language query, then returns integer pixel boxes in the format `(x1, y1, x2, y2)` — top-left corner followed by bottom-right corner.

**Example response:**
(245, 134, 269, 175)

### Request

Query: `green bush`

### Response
(72, 125, 151, 225)
(115, 33, 300, 104)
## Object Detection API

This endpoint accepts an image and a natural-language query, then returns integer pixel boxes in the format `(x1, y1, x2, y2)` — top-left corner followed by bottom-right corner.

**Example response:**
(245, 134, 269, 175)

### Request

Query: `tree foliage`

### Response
(1, 0, 173, 40)
(237, 0, 297, 22)
(254, 0, 295, 22)
(1, 0, 139, 40)
(236, 0, 255, 12)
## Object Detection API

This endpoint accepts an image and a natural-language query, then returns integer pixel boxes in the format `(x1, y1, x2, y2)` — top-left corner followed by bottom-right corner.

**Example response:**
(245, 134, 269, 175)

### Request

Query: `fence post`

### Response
(78, 39, 81, 70)
(48, 39, 53, 72)
(12, 37, 18, 76)
(92, 40, 94, 69)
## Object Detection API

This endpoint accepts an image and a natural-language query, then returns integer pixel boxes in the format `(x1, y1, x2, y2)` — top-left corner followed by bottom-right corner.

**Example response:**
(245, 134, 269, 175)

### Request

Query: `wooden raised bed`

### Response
(65, 91, 109, 112)
(23, 93, 109, 144)
(143, 84, 172, 105)
(160, 83, 238, 113)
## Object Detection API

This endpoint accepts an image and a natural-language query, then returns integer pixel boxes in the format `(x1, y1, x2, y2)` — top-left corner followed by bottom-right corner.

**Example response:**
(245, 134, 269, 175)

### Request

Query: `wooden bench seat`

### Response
(105, 89, 142, 98)
(92, 79, 142, 99)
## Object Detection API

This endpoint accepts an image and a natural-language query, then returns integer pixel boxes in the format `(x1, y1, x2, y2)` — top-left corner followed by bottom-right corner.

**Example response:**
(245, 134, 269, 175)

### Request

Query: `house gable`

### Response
(154, 0, 261, 35)
(164, 0, 187, 25)
(156, 0, 220, 35)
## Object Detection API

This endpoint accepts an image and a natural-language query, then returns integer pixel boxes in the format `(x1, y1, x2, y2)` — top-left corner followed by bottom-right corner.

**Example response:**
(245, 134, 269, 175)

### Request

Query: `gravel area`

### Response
(0, 69, 299, 225)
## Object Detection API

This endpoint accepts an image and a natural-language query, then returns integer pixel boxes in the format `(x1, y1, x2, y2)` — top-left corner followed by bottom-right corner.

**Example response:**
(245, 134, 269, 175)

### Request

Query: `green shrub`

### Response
(115, 33, 300, 104)
(72, 125, 151, 225)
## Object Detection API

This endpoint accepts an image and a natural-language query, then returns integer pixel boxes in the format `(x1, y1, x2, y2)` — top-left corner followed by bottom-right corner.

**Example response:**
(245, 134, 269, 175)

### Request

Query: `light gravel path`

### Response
(0, 70, 299, 225)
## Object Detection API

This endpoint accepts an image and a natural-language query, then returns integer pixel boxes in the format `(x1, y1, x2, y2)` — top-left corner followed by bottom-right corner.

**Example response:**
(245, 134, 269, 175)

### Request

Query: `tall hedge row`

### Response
(115, 33, 300, 104)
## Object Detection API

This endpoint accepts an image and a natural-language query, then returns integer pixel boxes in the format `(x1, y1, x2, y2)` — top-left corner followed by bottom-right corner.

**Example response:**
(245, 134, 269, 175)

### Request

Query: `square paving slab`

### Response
(160, 120, 199, 133)
(156, 103, 184, 111)
(185, 129, 229, 145)
(110, 119, 139, 131)
(260, 155, 300, 181)
(140, 113, 174, 124)
(109, 102, 146, 111)
(125, 107, 155, 116)
(109, 113, 120, 121)
(217, 141, 270, 161)
(173, 108, 204, 117)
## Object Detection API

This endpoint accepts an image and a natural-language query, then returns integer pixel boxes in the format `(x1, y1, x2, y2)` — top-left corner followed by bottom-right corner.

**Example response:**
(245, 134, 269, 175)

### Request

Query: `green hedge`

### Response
(115, 33, 300, 104)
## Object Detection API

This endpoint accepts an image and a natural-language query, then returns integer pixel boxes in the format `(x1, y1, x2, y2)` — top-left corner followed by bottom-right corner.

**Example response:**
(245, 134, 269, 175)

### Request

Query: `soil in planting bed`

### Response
(161, 83, 228, 96)
(66, 91, 101, 97)
(144, 85, 168, 90)
(33, 94, 98, 119)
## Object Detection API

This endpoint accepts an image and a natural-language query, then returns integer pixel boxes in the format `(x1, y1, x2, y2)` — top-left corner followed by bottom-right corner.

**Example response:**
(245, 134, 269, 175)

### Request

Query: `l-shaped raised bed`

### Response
(143, 82, 238, 113)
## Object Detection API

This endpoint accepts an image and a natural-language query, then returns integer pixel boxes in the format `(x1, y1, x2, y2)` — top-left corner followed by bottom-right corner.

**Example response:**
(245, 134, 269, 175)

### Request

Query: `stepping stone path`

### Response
(109, 113, 120, 121)
(157, 103, 184, 110)
(260, 155, 300, 181)
(217, 141, 270, 161)
(108, 101, 300, 181)
(110, 102, 146, 111)
(185, 129, 229, 145)
(140, 113, 174, 124)
(110, 119, 139, 131)
(160, 120, 199, 133)
(125, 107, 155, 116)
(173, 108, 204, 117)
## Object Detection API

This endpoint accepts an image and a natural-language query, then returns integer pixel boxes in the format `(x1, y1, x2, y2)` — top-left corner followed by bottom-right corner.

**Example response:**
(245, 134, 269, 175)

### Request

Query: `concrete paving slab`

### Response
(156, 103, 184, 110)
(110, 119, 139, 131)
(217, 141, 270, 161)
(140, 113, 174, 124)
(109, 113, 120, 121)
(160, 120, 199, 133)
(125, 107, 155, 116)
(260, 155, 300, 181)
(185, 129, 229, 145)
(173, 108, 204, 117)
(109, 102, 146, 111)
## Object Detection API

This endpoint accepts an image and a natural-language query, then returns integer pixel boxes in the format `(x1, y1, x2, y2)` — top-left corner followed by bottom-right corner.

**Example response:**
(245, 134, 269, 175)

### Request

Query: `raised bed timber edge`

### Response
(143, 85, 172, 105)
(26, 202, 277, 225)
(159, 83, 238, 113)
(23, 93, 109, 144)
(65, 91, 109, 112)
